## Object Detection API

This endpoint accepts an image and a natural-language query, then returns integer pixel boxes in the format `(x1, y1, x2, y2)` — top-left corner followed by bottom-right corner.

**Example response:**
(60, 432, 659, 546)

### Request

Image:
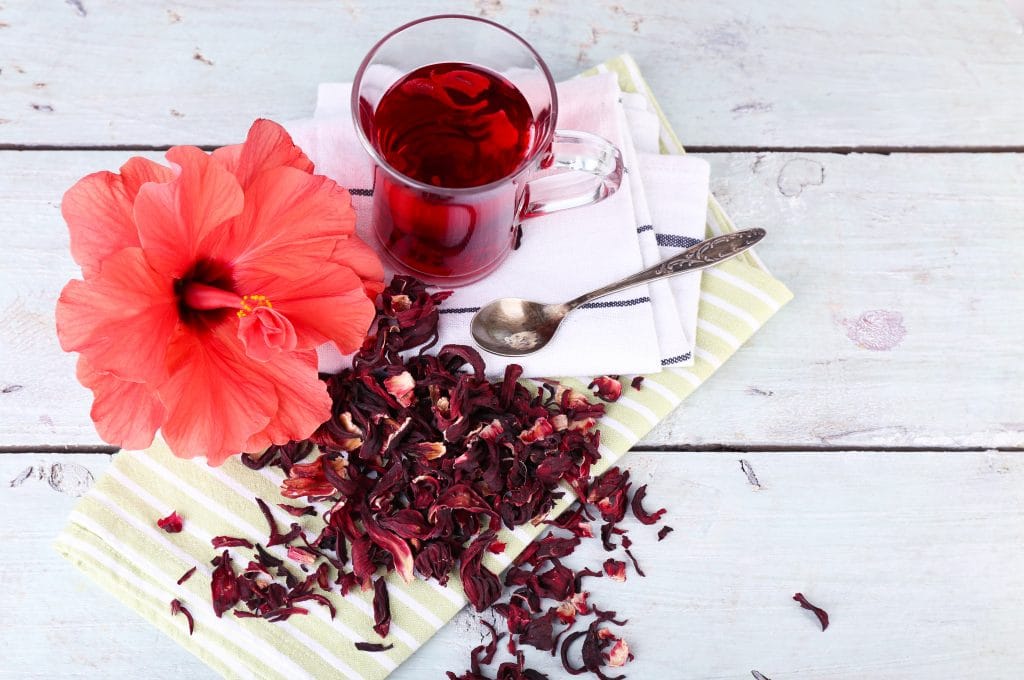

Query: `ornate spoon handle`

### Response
(566, 228, 766, 309)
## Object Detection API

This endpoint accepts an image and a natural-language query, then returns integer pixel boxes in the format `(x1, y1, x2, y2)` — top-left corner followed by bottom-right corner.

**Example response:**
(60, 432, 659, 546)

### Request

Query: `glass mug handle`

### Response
(518, 130, 625, 220)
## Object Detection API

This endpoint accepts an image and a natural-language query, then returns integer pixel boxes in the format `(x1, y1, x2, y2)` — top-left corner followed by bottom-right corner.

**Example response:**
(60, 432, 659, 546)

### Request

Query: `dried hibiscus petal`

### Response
(280, 458, 335, 499)
(287, 546, 318, 566)
(517, 608, 559, 652)
(623, 548, 646, 578)
(355, 641, 395, 652)
(414, 542, 454, 585)
(255, 497, 304, 547)
(157, 511, 183, 533)
(372, 578, 391, 638)
(588, 468, 631, 524)
(211, 536, 254, 549)
(560, 630, 588, 676)
(362, 506, 415, 584)
(461, 532, 503, 612)
(605, 637, 632, 667)
(290, 592, 337, 619)
(793, 592, 829, 631)
(170, 598, 195, 635)
(600, 523, 624, 552)
(630, 376, 644, 390)
(588, 375, 622, 402)
(602, 559, 627, 582)
(278, 503, 318, 517)
(384, 371, 416, 407)
(657, 525, 674, 541)
(630, 484, 666, 525)
(177, 566, 197, 585)
(210, 550, 239, 617)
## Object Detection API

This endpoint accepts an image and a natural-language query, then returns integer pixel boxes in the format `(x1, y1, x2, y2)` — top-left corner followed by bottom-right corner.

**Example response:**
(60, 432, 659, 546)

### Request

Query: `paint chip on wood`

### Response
(9, 466, 41, 487)
(576, 26, 604, 64)
(31, 103, 54, 112)
(193, 50, 214, 66)
(48, 462, 95, 496)
(65, 0, 87, 17)
(840, 310, 906, 351)
(739, 459, 761, 489)
(8, 463, 93, 496)
(475, 0, 503, 17)
(777, 158, 825, 197)
(2, 384, 23, 393)
(732, 101, 774, 114)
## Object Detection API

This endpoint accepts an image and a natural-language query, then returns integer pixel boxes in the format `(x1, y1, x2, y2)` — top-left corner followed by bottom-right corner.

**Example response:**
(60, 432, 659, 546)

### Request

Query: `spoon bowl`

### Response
(470, 228, 766, 357)
(470, 298, 570, 356)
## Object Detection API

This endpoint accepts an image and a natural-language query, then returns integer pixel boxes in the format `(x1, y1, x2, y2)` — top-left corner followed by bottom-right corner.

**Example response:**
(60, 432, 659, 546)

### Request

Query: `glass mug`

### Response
(352, 14, 624, 286)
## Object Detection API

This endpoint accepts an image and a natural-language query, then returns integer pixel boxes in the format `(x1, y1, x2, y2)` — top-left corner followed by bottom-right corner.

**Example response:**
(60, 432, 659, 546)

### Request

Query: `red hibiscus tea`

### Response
(362, 62, 535, 284)
(353, 16, 623, 286)
(373, 63, 535, 189)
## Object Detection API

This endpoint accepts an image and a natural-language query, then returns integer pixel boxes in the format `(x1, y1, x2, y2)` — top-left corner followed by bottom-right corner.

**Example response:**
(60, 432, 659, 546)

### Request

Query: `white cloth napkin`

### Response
(286, 73, 708, 377)
(619, 91, 711, 363)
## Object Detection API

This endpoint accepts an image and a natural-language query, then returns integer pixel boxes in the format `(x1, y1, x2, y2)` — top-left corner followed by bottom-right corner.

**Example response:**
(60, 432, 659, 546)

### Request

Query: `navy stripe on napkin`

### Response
(654, 234, 702, 249)
(660, 353, 692, 366)
(438, 296, 652, 315)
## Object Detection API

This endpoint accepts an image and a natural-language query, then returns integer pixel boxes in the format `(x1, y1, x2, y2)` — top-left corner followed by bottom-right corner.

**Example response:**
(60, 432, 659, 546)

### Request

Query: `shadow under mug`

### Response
(352, 14, 624, 286)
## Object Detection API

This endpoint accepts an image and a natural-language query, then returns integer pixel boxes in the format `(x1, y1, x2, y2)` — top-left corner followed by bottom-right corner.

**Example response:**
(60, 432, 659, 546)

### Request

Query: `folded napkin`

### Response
(55, 55, 793, 680)
(616, 92, 709, 366)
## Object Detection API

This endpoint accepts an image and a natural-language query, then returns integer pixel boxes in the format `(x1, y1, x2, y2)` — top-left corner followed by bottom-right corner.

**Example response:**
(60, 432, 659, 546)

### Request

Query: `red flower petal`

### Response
(242, 348, 332, 453)
(56, 247, 178, 384)
(212, 119, 314, 190)
(237, 306, 298, 362)
(61, 157, 175, 277)
(158, 324, 279, 464)
(226, 167, 357, 288)
(76, 356, 165, 450)
(328, 236, 386, 296)
(134, 145, 244, 277)
(260, 264, 377, 354)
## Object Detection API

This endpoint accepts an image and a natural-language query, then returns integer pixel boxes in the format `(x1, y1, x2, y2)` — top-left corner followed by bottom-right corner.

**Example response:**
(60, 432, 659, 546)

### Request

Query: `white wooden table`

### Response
(2, 2, 1023, 678)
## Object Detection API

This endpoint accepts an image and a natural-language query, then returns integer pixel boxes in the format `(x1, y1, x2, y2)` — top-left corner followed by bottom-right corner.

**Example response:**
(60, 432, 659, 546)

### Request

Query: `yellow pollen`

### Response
(236, 294, 273, 318)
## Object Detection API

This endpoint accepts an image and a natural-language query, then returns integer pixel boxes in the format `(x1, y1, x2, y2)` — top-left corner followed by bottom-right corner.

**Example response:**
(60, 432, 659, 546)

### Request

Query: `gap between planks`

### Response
(4, 144, 1024, 154)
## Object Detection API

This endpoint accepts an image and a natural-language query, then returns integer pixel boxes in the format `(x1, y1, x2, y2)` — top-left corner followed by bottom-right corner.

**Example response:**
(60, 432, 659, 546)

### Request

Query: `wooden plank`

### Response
(642, 150, 1024, 449)
(1, 1, 1023, 149)
(5, 450, 1024, 678)
(2, 150, 1021, 449)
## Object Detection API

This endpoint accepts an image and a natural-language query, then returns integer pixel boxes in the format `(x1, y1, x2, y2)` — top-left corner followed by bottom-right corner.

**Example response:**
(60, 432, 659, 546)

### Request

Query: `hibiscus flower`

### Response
(56, 119, 384, 464)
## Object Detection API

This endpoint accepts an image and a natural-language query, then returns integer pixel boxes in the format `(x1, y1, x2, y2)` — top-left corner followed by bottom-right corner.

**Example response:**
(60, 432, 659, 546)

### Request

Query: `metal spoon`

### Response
(470, 228, 766, 356)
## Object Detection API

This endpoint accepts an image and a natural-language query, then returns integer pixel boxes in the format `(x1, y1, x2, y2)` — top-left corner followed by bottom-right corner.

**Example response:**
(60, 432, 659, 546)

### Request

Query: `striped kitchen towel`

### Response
(54, 54, 792, 680)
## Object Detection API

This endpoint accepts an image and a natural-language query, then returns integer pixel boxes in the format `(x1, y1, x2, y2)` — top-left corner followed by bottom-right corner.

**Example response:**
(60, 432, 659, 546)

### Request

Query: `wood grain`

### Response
(5, 450, 1023, 679)
(3, 150, 1021, 449)
(1, 1, 1023, 149)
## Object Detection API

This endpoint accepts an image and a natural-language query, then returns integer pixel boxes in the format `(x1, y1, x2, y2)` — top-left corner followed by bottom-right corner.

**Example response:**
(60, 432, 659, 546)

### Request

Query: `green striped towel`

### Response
(55, 54, 792, 680)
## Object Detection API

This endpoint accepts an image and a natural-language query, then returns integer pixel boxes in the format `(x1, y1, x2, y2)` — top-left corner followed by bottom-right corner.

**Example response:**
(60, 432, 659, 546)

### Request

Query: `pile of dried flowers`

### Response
(173, 276, 673, 678)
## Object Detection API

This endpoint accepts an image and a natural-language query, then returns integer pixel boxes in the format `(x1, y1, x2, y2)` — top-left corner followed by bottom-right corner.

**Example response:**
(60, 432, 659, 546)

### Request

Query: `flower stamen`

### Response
(237, 294, 273, 318)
